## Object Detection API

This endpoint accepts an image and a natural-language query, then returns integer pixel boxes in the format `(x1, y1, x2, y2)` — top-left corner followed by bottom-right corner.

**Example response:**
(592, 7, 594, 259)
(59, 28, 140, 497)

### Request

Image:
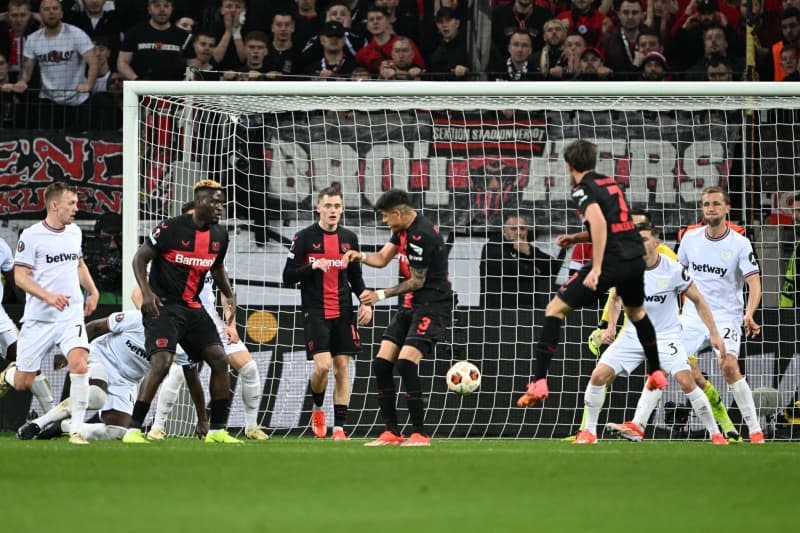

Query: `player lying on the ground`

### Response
(17, 310, 207, 441)
(573, 223, 728, 445)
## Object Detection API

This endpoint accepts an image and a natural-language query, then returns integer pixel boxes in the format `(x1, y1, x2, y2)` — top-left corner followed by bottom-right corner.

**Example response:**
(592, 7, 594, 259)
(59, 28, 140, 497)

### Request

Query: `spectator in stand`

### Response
(82, 211, 123, 304)
(556, 0, 609, 46)
(771, 8, 800, 80)
(303, 20, 357, 79)
(574, 45, 613, 80)
(355, 4, 424, 74)
(781, 45, 800, 80)
(175, 16, 195, 32)
(548, 30, 585, 80)
(378, 35, 425, 80)
(667, 0, 741, 75)
(737, 0, 783, 81)
(480, 213, 559, 310)
(375, 0, 419, 45)
(0, 51, 19, 128)
(492, 29, 538, 80)
(685, 24, 742, 80)
(210, 0, 248, 71)
(299, 2, 367, 70)
(455, 157, 521, 231)
(186, 28, 218, 79)
(491, 0, 550, 70)
(118, 0, 191, 81)
(644, 0, 678, 46)
(293, 0, 323, 52)
(90, 34, 113, 93)
(223, 30, 270, 80)
(351, 65, 371, 79)
(418, 0, 469, 58)
(426, 6, 470, 80)
(705, 52, 733, 80)
(64, 0, 122, 61)
(636, 27, 663, 58)
(263, 10, 300, 78)
(640, 50, 669, 80)
(342, 0, 369, 37)
(600, 0, 645, 79)
(531, 18, 567, 80)
(5, 0, 97, 129)
(0, 0, 39, 84)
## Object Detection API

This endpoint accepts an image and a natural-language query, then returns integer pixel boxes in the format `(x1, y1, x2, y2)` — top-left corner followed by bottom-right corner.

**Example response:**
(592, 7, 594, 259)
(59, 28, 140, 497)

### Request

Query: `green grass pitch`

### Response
(1, 433, 796, 532)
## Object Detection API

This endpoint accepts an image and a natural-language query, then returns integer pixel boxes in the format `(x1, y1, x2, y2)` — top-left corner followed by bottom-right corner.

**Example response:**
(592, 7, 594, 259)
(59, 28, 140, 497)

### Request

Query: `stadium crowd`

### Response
(0, 0, 798, 129)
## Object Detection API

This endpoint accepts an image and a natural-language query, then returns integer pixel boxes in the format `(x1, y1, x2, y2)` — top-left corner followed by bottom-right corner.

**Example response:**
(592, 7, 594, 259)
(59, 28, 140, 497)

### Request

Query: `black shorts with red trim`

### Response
(557, 256, 647, 309)
(303, 313, 362, 359)
(144, 303, 223, 362)
(382, 301, 451, 357)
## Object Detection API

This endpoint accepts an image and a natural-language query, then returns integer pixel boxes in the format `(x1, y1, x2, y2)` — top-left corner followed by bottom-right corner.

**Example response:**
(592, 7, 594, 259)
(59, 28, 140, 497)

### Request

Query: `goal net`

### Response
(122, 81, 800, 440)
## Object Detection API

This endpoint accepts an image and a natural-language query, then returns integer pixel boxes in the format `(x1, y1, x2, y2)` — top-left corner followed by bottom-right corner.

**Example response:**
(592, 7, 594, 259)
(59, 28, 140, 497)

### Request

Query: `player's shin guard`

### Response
(238, 360, 261, 429)
(686, 387, 720, 437)
(30, 374, 55, 412)
(209, 398, 232, 430)
(632, 386, 662, 429)
(730, 378, 762, 434)
(533, 316, 563, 379)
(630, 315, 660, 374)
(152, 364, 183, 431)
(373, 358, 399, 435)
(397, 359, 426, 435)
(703, 381, 735, 434)
(583, 384, 605, 434)
(69, 373, 89, 436)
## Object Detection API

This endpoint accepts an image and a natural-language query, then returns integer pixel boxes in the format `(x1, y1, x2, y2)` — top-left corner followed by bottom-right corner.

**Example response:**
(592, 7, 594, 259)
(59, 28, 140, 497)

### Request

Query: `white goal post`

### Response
(122, 81, 800, 440)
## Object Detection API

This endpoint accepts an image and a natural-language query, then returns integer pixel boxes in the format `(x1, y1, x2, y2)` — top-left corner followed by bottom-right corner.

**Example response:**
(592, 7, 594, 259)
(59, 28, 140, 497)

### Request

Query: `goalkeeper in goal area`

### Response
(517, 139, 667, 408)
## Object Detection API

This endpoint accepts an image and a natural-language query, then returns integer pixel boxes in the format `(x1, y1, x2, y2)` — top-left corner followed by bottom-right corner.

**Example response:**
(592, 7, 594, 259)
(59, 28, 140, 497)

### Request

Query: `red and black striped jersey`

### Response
(390, 214, 452, 309)
(283, 223, 366, 319)
(145, 214, 229, 308)
(571, 171, 644, 262)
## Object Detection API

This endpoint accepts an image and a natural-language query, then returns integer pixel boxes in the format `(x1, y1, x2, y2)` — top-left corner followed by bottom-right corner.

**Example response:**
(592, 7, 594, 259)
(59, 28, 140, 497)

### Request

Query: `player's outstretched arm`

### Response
(86, 316, 112, 342)
(583, 203, 608, 290)
(555, 231, 590, 248)
(183, 366, 209, 439)
(743, 274, 762, 338)
(343, 242, 397, 268)
(684, 282, 726, 360)
(78, 258, 100, 316)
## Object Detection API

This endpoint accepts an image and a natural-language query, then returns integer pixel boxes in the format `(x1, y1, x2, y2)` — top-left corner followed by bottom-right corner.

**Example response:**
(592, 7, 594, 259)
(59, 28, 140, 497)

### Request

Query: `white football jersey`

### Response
(90, 310, 149, 384)
(0, 238, 15, 329)
(678, 226, 759, 323)
(15, 222, 85, 323)
(618, 255, 692, 340)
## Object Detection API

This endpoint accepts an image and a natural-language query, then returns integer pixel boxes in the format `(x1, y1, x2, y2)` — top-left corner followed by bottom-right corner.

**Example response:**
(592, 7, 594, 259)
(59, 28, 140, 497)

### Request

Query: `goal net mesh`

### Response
(128, 85, 800, 440)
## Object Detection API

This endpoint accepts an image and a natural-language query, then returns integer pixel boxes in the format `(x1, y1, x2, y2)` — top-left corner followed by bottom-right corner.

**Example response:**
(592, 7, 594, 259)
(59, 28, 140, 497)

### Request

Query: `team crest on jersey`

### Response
(307, 340, 315, 351)
(341, 243, 350, 252)
(721, 250, 732, 261)
(16, 240, 24, 252)
(211, 242, 220, 252)
(657, 278, 668, 290)
(114, 312, 125, 322)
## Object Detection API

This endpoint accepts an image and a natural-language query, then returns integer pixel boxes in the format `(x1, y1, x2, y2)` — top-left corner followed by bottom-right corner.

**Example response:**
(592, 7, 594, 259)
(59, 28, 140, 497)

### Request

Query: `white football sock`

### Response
(81, 423, 110, 441)
(30, 374, 55, 412)
(69, 373, 89, 435)
(33, 399, 71, 428)
(583, 384, 605, 434)
(686, 387, 720, 436)
(152, 364, 184, 430)
(239, 360, 261, 429)
(731, 377, 762, 434)
(4, 364, 17, 388)
(632, 386, 663, 429)
(105, 425, 126, 440)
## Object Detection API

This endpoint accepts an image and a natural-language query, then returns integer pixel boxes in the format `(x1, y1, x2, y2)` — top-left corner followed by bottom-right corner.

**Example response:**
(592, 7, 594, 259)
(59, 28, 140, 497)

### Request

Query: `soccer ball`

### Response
(446, 361, 481, 396)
